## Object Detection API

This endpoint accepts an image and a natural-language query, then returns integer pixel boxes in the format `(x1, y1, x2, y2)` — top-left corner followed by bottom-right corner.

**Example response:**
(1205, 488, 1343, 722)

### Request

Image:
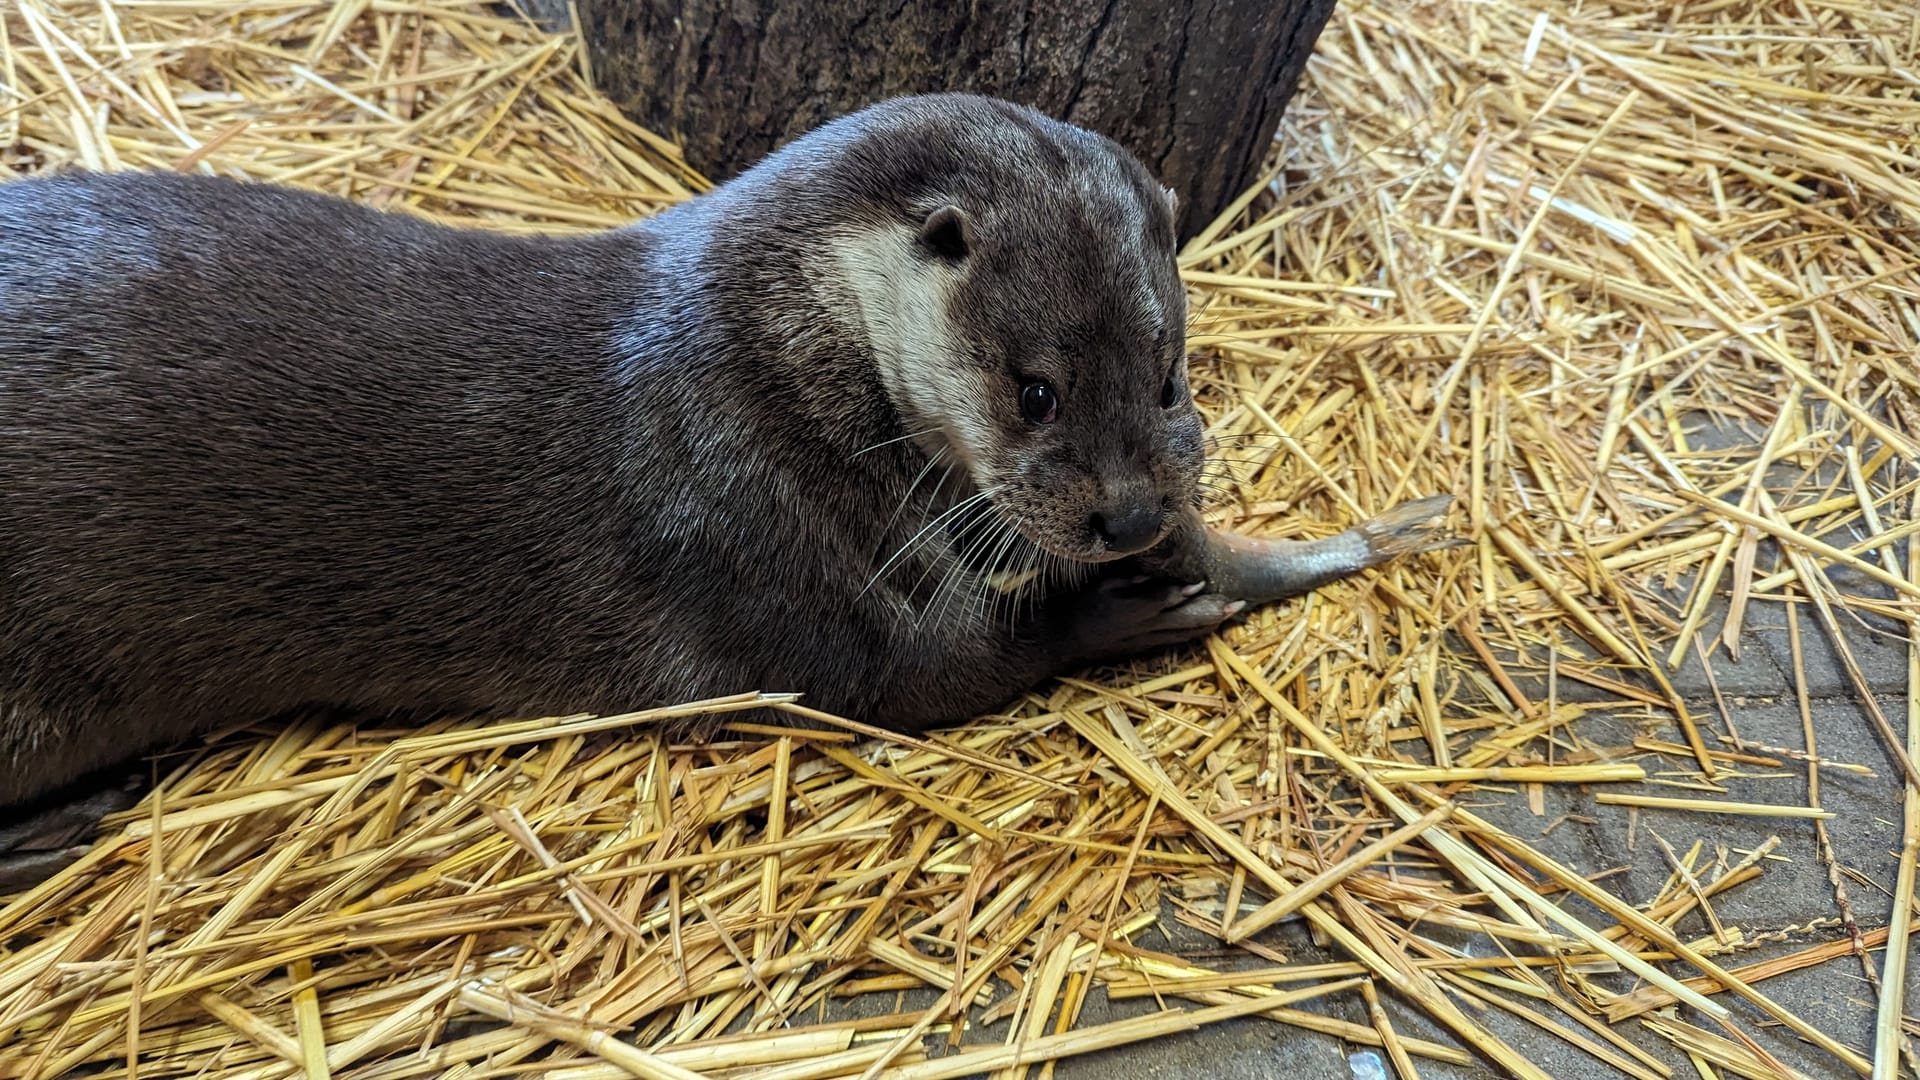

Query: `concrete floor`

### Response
(1035, 419, 1914, 1078)
(836, 585, 1911, 1079)
(828, 427, 1916, 1080)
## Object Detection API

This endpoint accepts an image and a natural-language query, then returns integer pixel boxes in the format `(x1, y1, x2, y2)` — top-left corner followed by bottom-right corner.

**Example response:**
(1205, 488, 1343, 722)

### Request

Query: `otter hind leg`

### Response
(0, 780, 145, 894)
(0, 699, 150, 894)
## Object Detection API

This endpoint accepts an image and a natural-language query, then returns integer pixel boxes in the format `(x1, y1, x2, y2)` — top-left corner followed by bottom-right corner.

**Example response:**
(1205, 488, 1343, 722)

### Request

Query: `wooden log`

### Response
(574, 0, 1338, 241)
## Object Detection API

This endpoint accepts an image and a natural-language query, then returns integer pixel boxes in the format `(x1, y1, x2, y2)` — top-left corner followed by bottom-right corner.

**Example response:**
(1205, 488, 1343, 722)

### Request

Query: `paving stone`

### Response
(1676, 414, 1767, 455)
(1052, 990, 1357, 1080)
(1462, 620, 1792, 710)
(1748, 611, 1910, 702)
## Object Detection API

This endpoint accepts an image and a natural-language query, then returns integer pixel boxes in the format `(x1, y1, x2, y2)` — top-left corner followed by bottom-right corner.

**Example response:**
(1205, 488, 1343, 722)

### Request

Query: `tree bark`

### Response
(574, 0, 1337, 242)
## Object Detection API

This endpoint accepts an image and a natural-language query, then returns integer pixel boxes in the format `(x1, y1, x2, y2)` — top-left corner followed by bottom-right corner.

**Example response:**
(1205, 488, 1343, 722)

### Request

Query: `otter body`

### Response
(3, 170, 817, 800)
(0, 95, 1230, 808)
(0, 96, 1454, 870)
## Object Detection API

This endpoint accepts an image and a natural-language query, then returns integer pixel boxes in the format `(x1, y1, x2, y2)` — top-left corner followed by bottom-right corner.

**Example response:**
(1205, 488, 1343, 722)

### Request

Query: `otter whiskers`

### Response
(862, 484, 1001, 601)
(878, 447, 951, 540)
(915, 495, 1016, 631)
(850, 427, 940, 458)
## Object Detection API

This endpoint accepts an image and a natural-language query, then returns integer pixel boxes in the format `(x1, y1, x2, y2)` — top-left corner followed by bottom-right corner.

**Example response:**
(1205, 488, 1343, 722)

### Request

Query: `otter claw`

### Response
(1354, 493, 1468, 563)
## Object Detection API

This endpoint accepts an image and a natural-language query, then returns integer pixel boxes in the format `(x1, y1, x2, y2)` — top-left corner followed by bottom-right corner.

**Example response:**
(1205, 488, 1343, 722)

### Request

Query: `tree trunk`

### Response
(574, 0, 1337, 242)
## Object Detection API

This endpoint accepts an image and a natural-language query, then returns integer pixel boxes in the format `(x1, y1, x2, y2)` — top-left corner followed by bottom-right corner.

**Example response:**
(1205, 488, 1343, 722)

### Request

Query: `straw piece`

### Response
(1873, 485, 1920, 1079)
(1226, 804, 1453, 942)
(879, 983, 1358, 1080)
(276, 958, 327, 1079)
(459, 982, 712, 1080)
(1593, 795, 1836, 820)
(1603, 925, 1893, 1023)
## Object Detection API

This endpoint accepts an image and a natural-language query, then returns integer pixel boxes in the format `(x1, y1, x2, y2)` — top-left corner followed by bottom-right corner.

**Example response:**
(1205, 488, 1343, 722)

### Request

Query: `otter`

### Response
(0, 93, 1455, 888)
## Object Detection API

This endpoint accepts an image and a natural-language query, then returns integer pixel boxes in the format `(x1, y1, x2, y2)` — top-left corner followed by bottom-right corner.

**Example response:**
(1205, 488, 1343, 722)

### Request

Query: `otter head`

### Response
(826, 95, 1205, 564)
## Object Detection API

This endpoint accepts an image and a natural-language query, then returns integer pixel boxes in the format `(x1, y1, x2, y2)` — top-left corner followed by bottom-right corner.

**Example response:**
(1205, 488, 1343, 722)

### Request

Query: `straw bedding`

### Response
(2, 0, 1917, 1076)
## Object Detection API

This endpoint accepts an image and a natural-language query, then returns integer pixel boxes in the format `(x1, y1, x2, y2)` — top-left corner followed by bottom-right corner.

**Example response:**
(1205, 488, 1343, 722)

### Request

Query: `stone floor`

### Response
(1045, 422, 1915, 1078)
(839, 554, 1915, 1078)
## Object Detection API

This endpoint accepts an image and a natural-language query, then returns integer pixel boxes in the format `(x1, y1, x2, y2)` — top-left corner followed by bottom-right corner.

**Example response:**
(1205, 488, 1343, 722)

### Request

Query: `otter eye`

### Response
(1020, 380, 1059, 425)
(1160, 372, 1182, 409)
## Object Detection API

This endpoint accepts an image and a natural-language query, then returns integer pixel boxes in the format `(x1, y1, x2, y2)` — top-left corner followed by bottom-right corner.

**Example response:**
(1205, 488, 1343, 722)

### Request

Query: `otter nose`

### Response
(1089, 502, 1163, 555)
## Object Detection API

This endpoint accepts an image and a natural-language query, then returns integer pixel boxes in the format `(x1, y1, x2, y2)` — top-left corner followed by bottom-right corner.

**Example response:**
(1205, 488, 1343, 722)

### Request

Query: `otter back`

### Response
(0, 171, 697, 800)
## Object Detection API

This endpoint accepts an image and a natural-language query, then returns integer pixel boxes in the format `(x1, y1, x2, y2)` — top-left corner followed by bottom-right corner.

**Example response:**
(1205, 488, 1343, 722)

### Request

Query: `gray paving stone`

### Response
(1676, 414, 1767, 455)
(1465, 620, 1792, 710)
(1052, 989, 1358, 1080)
(1665, 633, 1795, 703)
(1748, 612, 1910, 702)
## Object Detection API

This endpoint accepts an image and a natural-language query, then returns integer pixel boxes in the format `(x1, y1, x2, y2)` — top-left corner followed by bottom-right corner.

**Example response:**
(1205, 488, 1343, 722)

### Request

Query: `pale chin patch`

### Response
(831, 224, 993, 482)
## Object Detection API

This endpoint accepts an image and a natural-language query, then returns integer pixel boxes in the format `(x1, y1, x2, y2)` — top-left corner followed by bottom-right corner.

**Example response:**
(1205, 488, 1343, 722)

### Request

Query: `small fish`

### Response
(1154, 493, 1464, 605)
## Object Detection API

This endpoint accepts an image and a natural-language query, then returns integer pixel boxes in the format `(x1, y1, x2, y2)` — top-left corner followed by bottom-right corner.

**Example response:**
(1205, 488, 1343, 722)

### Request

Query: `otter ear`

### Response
(916, 205, 970, 262)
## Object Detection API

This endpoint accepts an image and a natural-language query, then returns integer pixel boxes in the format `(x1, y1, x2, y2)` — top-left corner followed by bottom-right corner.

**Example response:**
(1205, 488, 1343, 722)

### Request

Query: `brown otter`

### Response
(0, 93, 1454, 888)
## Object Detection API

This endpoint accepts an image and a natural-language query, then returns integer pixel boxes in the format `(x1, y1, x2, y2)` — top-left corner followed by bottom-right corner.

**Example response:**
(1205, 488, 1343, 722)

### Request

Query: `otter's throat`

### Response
(831, 225, 992, 477)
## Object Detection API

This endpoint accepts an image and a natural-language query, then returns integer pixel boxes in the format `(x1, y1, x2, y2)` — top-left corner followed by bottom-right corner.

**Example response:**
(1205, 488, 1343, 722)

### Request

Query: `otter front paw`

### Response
(1067, 577, 1246, 663)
